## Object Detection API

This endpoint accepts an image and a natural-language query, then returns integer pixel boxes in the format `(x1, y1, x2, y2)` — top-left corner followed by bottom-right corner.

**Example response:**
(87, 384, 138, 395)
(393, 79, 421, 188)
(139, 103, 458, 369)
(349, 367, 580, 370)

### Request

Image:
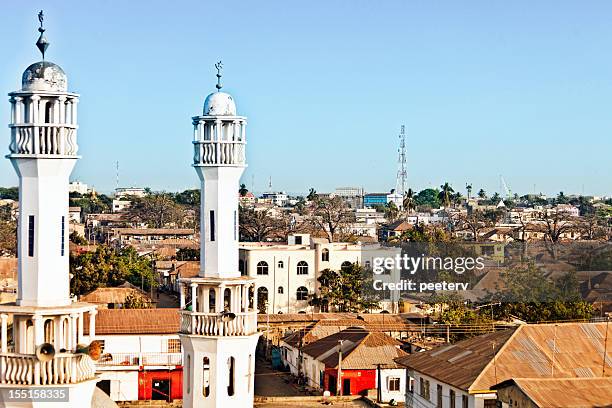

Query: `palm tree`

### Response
(307, 188, 317, 201)
(239, 183, 249, 197)
(466, 183, 473, 200)
(402, 188, 416, 214)
(438, 182, 455, 208)
(453, 192, 463, 207)
(477, 189, 487, 199)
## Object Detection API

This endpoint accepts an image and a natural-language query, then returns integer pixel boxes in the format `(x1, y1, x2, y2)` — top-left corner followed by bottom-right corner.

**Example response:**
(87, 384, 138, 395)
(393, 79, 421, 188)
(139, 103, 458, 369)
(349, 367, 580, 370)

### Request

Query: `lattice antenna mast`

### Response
(396, 125, 407, 197)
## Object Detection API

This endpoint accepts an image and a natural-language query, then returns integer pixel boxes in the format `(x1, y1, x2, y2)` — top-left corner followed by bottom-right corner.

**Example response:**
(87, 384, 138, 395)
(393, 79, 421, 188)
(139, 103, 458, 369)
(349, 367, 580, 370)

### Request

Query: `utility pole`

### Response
(375, 363, 382, 403)
(337, 340, 344, 396)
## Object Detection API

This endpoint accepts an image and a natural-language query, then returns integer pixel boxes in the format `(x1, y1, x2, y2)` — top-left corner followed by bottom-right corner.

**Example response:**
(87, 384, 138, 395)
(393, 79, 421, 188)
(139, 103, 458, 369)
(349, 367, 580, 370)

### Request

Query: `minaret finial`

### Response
(215, 61, 223, 91)
(36, 10, 49, 60)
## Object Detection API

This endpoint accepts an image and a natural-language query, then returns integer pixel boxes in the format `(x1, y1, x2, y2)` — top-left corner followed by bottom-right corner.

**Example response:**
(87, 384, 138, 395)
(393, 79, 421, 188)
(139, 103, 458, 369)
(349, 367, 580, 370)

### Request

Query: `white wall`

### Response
(404, 370, 494, 408)
(95, 334, 181, 354)
(97, 370, 139, 401)
(379, 368, 405, 403)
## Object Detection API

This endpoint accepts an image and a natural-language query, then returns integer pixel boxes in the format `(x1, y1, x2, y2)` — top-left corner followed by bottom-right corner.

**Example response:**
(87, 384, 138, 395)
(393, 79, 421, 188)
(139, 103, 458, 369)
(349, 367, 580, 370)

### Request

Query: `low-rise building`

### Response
(89, 308, 182, 402)
(396, 322, 612, 408)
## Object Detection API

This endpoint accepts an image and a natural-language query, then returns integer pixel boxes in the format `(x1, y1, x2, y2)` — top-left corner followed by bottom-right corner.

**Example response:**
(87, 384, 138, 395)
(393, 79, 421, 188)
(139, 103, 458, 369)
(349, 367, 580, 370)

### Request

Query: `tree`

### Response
(70, 245, 155, 296)
(490, 192, 501, 205)
(0, 218, 16, 256)
(492, 263, 593, 322)
(316, 264, 379, 312)
(402, 189, 416, 214)
(414, 188, 441, 209)
(128, 192, 185, 228)
(239, 184, 249, 197)
(0, 187, 18, 201)
(453, 211, 492, 242)
(556, 191, 569, 205)
(69, 231, 88, 245)
(307, 188, 317, 201)
(477, 189, 487, 199)
(176, 247, 199, 261)
(438, 182, 455, 208)
(580, 214, 607, 241)
(309, 196, 353, 242)
(384, 202, 400, 223)
(69, 192, 112, 215)
(124, 292, 153, 309)
(466, 183, 473, 200)
(239, 206, 280, 242)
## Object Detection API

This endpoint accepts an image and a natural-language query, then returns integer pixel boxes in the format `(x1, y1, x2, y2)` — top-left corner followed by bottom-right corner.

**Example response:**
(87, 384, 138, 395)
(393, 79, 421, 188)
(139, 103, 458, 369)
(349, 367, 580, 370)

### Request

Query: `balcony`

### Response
(0, 352, 95, 385)
(193, 141, 245, 166)
(96, 352, 182, 367)
(9, 124, 78, 156)
(180, 311, 257, 336)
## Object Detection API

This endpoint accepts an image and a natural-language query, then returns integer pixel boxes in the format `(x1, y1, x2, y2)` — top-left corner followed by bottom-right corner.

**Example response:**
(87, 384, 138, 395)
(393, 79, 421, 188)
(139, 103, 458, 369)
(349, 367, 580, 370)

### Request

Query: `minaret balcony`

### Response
(0, 352, 96, 385)
(179, 310, 257, 336)
(193, 140, 245, 166)
(9, 123, 78, 156)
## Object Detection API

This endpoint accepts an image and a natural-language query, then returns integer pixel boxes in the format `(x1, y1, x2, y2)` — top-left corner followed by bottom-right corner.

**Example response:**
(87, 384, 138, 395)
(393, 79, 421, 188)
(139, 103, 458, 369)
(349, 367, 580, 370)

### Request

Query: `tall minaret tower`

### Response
(0, 11, 98, 407)
(179, 62, 260, 408)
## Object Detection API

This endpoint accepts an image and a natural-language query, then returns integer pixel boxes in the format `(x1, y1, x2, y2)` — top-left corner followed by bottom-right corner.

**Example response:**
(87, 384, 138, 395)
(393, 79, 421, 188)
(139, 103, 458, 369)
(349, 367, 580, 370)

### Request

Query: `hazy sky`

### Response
(1, 1, 612, 197)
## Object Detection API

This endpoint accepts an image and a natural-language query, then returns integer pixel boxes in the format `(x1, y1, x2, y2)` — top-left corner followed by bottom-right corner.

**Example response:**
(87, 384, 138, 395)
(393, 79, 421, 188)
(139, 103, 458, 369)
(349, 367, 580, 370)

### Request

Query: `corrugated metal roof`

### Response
(495, 377, 612, 408)
(396, 322, 612, 392)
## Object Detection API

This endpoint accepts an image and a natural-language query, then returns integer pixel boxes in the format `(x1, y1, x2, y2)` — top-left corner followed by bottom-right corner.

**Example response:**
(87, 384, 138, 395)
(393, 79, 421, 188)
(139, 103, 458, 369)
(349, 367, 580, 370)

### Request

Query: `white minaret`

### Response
(0, 12, 98, 407)
(179, 62, 260, 408)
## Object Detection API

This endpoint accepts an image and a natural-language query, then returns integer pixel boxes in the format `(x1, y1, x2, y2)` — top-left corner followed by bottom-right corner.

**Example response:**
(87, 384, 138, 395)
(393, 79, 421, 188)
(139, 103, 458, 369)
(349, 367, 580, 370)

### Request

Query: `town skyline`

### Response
(2, 1, 612, 196)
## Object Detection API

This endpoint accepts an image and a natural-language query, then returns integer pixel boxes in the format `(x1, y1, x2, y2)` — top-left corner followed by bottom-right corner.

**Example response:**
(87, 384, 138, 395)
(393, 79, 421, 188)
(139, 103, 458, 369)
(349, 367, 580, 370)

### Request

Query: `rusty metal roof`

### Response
(396, 322, 612, 392)
(493, 377, 612, 408)
(85, 308, 180, 335)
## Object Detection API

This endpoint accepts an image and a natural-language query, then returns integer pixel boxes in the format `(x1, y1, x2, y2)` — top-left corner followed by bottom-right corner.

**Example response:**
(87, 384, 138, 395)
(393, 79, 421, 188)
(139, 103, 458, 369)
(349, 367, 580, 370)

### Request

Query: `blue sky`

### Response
(1, 1, 612, 197)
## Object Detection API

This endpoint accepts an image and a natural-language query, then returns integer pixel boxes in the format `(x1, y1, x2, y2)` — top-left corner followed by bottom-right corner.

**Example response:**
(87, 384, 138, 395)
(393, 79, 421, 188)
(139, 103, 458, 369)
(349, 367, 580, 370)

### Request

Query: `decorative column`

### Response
(77, 313, 84, 344)
(70, 313, 78, 351)
(89, 309, 97, 339)
(191, 284, 197, 312)
(179, 283, 185, 309)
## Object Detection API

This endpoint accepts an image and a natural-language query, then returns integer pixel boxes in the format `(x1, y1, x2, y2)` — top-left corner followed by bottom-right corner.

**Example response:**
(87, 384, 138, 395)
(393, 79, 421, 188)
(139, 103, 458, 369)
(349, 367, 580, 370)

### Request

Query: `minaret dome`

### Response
(22, 60, 67, 92)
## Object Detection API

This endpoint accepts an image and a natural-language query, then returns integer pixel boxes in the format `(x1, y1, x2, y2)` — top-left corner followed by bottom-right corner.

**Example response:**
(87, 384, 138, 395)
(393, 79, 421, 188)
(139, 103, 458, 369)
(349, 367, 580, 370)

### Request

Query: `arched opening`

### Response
(248, 286, 254, 310)
(278, 260, 284, 269)
(238, 259, 245, 275)
(297, 261, 308, 275)
(341, 261, 353, 272)
(227, 357, 235, 396)
(296, 286, 308, 301)
(44, 319, 54, 345)
(278, 286, 284, 294)
(257, 261, 269, 275)
(224, 288, 231, 312)
(322, 248, 330, 262)
(25, 319, 34, 354)
(209, 289, 216, 313)
(62, 317, 69, 351)
(203, 356, 210, 397)
(257, 287, 268, 314)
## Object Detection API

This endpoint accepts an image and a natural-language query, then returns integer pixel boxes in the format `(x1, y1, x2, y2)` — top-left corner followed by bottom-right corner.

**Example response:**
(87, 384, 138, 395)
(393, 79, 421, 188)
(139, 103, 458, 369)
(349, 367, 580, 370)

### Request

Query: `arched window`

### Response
(203, 356, 210, 397)
(278, 260, 284, 268)
(239, 259, 245, 275)
(186, 354, 191, 394)
(296, 286, 308, 301)
(224, 288, 231, 311)
(341, 261, 352, 272)
(209, 289, 216, 313)
(278, 286, 284, 294)
(322, 248, 330, 262)
(297, 261, 308, 275)
(257, 287, 268, 313)
(257, 261, 269, 275)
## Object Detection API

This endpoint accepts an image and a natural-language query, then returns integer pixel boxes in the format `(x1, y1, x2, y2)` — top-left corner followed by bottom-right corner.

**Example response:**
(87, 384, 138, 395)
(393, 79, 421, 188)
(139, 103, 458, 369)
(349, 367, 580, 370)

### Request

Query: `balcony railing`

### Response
(180, 311, 257, 336)
(0, 353, 95, 385)
(9, 124, 78, 156)
(193, 141, 245, 166)
(96, 352, 182, 367)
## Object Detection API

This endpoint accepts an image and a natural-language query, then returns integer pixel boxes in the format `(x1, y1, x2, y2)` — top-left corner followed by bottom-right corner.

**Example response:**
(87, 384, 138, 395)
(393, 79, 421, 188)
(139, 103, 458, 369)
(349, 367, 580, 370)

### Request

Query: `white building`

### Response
(178, 65, 260, 408)
(0, 12, 99, 407)
(115, 187, 147, 199)
(240, 235, 402, 313)
(112, 199, 131, 213)
(260, 192, 288, 207)
(91, 309, 182, 402)
(69, 180, 91, 195)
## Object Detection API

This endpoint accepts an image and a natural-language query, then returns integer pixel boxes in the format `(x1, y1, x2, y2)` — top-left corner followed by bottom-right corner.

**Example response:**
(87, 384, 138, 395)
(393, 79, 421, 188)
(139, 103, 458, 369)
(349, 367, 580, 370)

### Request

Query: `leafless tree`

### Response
(308, 196, 354, 242)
